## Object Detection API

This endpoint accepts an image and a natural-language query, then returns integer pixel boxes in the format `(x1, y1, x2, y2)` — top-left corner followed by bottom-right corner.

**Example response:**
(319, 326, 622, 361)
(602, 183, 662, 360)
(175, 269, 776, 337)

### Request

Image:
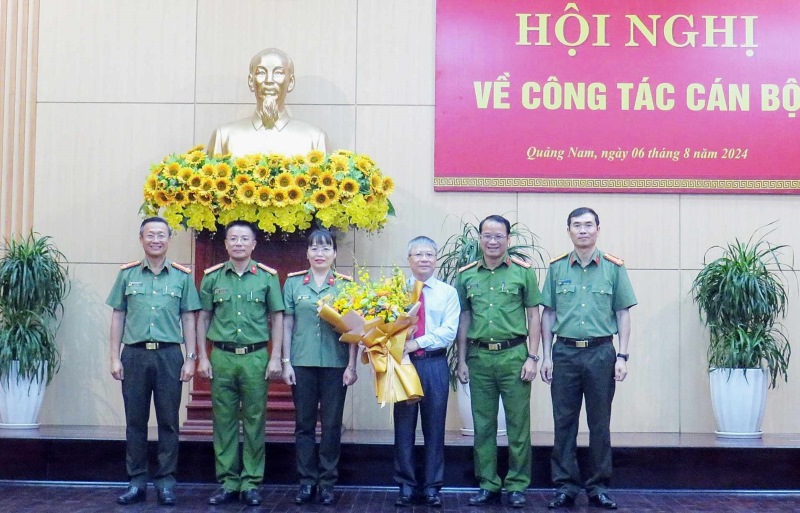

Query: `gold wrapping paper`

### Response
(318, 302, 424, 405)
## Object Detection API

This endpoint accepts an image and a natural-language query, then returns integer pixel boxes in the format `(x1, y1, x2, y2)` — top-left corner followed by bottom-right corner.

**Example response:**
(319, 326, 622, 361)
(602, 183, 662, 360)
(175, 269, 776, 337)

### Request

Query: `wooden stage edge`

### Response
(3, 427, 800, 489)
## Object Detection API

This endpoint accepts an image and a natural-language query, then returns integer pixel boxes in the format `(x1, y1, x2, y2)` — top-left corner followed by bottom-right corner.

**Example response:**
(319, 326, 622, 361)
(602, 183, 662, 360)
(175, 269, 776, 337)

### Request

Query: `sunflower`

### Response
(200, 163, 216, 177)
(354, 156, 373, 173)
(144, 176, 160, 194)
(214, 177, 232, 195)
(218, 194, 235, 210)
(308, 167, 323, 180)
(322, 186, 339, 202)
(275, 171, 294, 188)
(292, 155, 307, 166)
(329, 155, 349, 174)
(334, 149, 354, 157)
(294, 174, 310, 189)
(234, 155, 256, 172)
(255, 186, 272, 207)
(194, 191, 212, 207)
(381, 176, 395, 195)
(319, 171, 337, 188)
(286, 185, 304, 204)
(236, 182, 257, 204)
(253, 165, 270, 181)
(189, 143, 205, 152)
(369, 174, 384, 193)
(154, 190, 173, 207)
(215, 162, 232, 178)
(234, 174, 251, 187)
(339, 178, 359, 197)
(188, 173, 204, 189)
(178, 167, 194, 183)
(272, 188, 289, 208)
(186, 190, 200, 203)
(307, 149, 325, 166)
(311, 190, 332, 209)
(165, 162, 181, 178)
(201, 177, 215, 192)
(185, 150, 205, 166)
(173, 189, 189, 207)
(266, 153, 286, 168)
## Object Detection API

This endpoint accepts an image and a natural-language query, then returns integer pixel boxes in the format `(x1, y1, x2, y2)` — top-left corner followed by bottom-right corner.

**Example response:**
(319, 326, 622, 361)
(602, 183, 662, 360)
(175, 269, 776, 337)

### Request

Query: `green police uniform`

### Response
(541, 249, 636, 499)
(283, 270, 352, 488)
(199, 259, 284, 493)
(106, 259, 201, 490)
(456, 255, 541, 493)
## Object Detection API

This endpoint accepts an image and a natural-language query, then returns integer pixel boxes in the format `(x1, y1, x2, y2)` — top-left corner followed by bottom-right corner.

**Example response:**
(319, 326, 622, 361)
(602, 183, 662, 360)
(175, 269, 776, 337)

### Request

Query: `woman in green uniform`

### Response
(281, 229, 358, 506)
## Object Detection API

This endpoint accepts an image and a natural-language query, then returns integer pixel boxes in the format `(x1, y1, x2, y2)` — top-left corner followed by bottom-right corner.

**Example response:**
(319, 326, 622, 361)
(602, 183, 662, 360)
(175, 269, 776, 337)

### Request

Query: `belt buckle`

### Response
(235, 347, 247, 355)
(145, 342, 158, 350)
(575, 340, 589, 348)
(488, 342, 501, 351)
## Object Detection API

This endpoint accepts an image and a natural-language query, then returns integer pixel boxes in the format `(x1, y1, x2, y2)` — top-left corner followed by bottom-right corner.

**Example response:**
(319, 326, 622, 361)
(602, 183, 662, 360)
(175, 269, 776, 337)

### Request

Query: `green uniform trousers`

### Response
(467, 342, 531, 492)
(210, 347, 269, 492)
(550, 341, 616, 498)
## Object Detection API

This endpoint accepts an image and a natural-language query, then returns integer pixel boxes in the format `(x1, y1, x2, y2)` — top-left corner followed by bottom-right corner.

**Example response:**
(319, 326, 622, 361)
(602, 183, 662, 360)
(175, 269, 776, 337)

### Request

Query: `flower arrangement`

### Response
(141, 146, 395, 234)
(326, 267, 411, 323)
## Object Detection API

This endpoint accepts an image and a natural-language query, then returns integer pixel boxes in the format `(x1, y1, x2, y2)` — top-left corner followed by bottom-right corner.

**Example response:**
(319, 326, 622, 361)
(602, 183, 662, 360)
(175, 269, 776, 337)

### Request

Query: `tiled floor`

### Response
(0, 483, 798, 513)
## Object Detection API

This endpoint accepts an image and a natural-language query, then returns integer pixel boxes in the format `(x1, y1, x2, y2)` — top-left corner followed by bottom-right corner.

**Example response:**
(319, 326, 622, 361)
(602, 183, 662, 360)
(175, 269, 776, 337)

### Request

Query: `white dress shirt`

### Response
(410, 276, 461, 351)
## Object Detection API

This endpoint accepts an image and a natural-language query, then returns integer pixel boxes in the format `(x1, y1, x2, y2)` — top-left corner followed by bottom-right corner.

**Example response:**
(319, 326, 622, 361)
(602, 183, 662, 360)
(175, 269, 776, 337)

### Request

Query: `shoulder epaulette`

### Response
(171, 262, 192, 274)
(510, 256, 531, 268)
(204, 263, 225, 275)
(603, 253, 624, 266)
(257, 262, 277, 275)
(458, 261, 479, 273)
(334, 271, 353, 281)
(549, 253, 569, 264)
(287, 270, 308, 278)
(120, 260, 141, 270)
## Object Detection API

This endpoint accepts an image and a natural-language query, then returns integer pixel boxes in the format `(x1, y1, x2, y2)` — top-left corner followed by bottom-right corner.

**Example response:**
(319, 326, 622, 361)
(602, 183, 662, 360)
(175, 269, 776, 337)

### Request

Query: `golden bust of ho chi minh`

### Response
(208, 48, 329, 157)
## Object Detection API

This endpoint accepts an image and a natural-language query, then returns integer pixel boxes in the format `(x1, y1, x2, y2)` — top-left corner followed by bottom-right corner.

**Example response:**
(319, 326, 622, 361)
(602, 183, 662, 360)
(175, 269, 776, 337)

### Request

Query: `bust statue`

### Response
(208, 48, 329, 157)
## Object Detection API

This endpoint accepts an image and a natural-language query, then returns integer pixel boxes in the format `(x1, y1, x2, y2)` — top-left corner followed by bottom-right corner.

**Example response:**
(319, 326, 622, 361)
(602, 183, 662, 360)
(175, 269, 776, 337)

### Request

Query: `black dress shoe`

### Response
(295, 484, 316, 504)
(240, 488, 262, 506)
(117, 486, 146, 505)
(468, 489, 501, 506)
(157, 488, 176, 506)
(319, 485, 334, 506)
(425, 493, 443, 507)
(588, 493, 618, 509)
(395, 494, 412, 507)
(548, 492, 575, 509)
(207, 488, 238, 505)
(507, 491, 527, 508)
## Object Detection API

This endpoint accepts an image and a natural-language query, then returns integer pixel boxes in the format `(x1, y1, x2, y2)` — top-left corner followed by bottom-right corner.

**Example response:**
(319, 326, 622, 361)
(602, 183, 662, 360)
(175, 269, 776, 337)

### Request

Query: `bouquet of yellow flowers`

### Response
(318, 267, 423, 405)
(141, 146, 395, 234)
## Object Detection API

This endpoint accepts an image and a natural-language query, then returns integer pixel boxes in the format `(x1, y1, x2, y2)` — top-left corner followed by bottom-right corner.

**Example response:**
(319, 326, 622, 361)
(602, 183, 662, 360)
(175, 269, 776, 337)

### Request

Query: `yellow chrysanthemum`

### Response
(319, 171, 337, 188)
(214, 177, 232, 195)
(369, 174, 384, 193)
(236, 182, 257, 204)
(200, 163, 216, 177)
(329, 155, 349, 174)
(272, 188, 289, 208)
(253, 165, 270, 181)
(275, 172, 294, 188)
(286, 185, 303, 205)
(312, 190, 332, 209)
(218, 194, 235, 210)
(178, 167, 194, 182)
(381, 176, 395, 195)
(173, 189, 189, 207)
(187, 173, 204, 189)
(234, 174, 251, 186)
(307, 149, 325, 166)
(166, 162, 181, 178)
(255, 187, 272, 207)
(294, 174, 310, 189)
(201, 177, 215, 192)
(215, 162, 232, 178)
(154, 190, 173, 207)
(339, 178, 359, 197)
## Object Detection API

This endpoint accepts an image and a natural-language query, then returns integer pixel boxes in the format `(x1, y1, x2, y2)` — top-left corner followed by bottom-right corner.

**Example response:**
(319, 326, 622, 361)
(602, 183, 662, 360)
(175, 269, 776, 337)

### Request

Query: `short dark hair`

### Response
(567, 207, 599, 226)
(139, 217, 172, 237)
(307, 228, 337, 251)
(479, 215, 511, 236)
(224, 220, 257, 239)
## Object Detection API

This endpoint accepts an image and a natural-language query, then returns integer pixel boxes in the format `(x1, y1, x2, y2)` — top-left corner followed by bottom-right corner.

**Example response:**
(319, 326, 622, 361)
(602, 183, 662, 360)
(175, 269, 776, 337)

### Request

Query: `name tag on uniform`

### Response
(557, 279, 572, 285)
(214, 288, 227, 294)
(297, 295, 310, 300)
(128, 281, 142, 287)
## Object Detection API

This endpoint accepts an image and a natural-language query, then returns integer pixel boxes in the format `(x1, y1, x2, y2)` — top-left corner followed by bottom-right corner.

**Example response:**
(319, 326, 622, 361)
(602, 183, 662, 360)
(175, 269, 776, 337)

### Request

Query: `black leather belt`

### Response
(557, 336, 613, 348)
(470, 336, 526, 351)
(213, 342, 266, 355)
(128, 341, 173, 350)
(409, 348, 447, 360)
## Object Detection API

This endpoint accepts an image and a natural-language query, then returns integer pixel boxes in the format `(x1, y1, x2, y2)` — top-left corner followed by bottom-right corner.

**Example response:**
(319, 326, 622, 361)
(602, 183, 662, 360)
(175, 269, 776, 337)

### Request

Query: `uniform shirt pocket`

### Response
(591, 282, 614, 310)
(246, 288, 267, 304)
(125, 284, 146, 296)
(213, 289, 231, 303)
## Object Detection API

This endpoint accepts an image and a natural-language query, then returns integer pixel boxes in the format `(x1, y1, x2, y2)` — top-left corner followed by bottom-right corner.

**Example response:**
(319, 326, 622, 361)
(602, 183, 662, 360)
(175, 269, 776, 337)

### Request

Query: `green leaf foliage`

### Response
(0, 233, 70, 385)
(690, 223, 795, 388)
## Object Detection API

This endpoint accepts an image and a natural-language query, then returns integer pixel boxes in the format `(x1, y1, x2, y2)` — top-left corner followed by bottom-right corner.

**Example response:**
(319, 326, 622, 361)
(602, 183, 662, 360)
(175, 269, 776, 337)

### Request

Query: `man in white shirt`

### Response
(393, 236, 461, 508)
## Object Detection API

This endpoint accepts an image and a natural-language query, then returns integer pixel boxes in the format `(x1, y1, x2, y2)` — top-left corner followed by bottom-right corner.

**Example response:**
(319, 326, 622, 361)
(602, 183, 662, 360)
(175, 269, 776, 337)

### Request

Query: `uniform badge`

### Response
(250, 265, 258, 275)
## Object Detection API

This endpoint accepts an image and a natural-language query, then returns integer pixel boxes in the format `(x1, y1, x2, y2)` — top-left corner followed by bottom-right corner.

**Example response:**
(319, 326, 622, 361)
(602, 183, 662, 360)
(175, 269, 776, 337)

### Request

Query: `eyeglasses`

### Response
(143, 234, 169, 242)
(226, 236, 253, 244)
(409, 252, 436, 259)
(309, 246, 334, 255)
(480, 234, 507, 242)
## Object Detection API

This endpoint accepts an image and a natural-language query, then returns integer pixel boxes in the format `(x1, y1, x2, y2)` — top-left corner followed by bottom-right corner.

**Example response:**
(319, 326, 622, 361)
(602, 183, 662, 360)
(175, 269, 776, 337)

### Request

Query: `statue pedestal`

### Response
(182, 230, 308, 435)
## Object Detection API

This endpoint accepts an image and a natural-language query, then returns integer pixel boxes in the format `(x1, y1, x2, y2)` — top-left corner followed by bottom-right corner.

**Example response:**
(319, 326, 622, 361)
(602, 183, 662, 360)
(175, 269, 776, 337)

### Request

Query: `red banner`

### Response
(434, 0, 800, 193)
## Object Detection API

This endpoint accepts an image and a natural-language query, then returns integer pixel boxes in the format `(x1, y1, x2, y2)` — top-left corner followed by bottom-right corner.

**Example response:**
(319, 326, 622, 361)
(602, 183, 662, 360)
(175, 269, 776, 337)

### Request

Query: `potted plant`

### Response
(437, 217, 545, 435)
(0, 233, 69, 427)
(690, 225, 793, 438)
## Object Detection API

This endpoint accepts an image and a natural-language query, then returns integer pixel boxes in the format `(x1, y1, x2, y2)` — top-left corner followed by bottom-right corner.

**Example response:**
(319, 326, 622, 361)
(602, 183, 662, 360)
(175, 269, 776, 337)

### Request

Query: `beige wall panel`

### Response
(517, 194, 680, 270)
(194, 104, 355, 154)
(353, 105, 518, 265)
(34, 103, 195, 263)
(37, 0, 196, 103)
(356, 0, 435, 105)
(679, 195, 800, 271)
(196, 0, 357, 105)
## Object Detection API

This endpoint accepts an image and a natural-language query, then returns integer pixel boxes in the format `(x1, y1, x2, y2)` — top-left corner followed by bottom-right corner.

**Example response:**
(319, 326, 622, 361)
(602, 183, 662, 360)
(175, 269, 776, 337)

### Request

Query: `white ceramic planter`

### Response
(0, 361, 47, 429)
(457, 381, 507, 437)
(709, 367, 767, 439)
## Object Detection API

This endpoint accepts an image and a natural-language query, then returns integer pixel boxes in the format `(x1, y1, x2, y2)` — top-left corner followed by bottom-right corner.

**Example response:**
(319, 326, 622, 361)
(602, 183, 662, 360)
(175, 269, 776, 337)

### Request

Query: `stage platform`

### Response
(2, 426, 799, 490)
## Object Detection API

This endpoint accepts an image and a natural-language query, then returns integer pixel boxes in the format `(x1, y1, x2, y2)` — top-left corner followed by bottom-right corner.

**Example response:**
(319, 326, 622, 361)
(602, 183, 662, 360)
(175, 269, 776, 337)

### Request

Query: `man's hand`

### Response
(266, 358, 283, 380)
(282, 363, 296, 385)
(457, 361, 470, 384)
(180, 360, 196, 382)
(197, 357, 212, 379)
(403, 339, 421, 356)
(614, 359, 628, 381)
(343, 367, 358, 386)
(110, 358, 124, 381)
(540, 358, 553, 384)
(520, 358, 537, 382)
